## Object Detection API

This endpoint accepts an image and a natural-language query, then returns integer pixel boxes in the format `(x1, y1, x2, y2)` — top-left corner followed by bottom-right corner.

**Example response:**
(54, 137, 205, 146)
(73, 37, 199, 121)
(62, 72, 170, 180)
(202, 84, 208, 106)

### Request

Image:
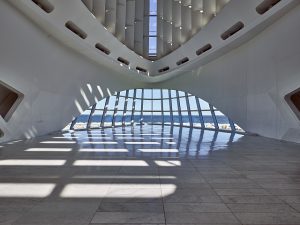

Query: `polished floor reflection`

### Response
(0, 125, 300, 224)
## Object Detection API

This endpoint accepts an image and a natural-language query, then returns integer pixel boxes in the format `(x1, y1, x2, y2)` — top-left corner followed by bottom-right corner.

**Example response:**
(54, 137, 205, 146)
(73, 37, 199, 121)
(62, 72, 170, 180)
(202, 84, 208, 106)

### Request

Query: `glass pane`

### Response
(215, 110, 231, 130)
(199, 99, 210, 110)
(172, 98, 178, 111)
(163, 99, 169, 111)
(126, 98, 133, 110)
(164, 111, 171, 123)
(144, 100, 152, 111)
(119, 90, 126, 96)
(171, 90, 177, 98)
(152, 111, 162, 123)
(128, 89, 134, 98)
(189, 96, 197, 110)
(152, 89, 161, 99)
(149, 16, 157, 36)
(96, 99, 106, 109)
(149, 36, 157, 56)
(179, 97, 187, 110)
(153, 100, 161, 111)
(135, 99, 141, 111)
(162, 89, 169, 98)
(136, 89, 142, 98)
(118, 97, 125, 110)
(178, 91, 185, 97)
(149, 0, 157, 15)
(107, 96, 116, 110)
(144, 89, 152, 99)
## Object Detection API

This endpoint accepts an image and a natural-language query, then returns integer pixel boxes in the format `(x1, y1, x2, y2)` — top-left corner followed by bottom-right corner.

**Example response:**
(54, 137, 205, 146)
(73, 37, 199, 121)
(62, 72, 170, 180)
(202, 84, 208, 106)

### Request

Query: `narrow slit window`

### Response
(148, 0, 157, 57)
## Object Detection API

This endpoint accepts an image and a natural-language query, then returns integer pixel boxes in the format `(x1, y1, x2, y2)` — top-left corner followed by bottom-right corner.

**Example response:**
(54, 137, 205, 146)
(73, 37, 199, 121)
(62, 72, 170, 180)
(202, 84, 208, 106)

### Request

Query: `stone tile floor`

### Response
(0, 125, 300, 224)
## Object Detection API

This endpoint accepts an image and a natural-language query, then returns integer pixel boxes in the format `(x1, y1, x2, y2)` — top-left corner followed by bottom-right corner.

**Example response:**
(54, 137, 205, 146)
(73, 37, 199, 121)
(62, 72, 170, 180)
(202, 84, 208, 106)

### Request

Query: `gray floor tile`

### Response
(165, 212, 240, 224)
(91, 212, 165, 224)
(220, 196, 283, 204)
(227, 203, 297, 213)
(215, 189, 271, 196)
(234, 212, 300, 224)
(98, 202, 164, 213)
(164, 203, 230, 213)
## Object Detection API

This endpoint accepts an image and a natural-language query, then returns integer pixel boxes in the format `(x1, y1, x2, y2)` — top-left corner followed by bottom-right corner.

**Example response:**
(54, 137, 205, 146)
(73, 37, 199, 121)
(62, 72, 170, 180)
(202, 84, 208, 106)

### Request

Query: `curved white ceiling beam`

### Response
(9, 0, 299, 83)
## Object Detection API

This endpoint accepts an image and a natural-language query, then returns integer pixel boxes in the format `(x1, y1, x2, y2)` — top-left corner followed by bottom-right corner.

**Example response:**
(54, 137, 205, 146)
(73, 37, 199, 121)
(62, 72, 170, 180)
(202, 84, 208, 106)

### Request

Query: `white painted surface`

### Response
(154, 4, 300, 143)
(0, 1, 300, 144)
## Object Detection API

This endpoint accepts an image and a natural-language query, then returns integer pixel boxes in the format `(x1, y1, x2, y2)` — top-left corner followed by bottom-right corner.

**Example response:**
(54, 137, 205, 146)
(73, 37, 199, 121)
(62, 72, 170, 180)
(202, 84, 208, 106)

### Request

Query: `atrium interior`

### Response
(0, 0, 300, 224)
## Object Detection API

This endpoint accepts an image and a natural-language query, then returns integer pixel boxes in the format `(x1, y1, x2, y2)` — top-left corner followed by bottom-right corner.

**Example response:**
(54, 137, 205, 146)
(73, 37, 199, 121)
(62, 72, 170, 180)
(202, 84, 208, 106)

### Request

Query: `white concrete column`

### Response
(143, 0, 150, 57)
(134, 0, 144, 55)
(163, 0, 172, 55)
(191, 0, 203, 35)
(115, 0, 126, 42)
(92, 0, 106, 24)
(105, 0, 117, 34)
(202, 0, 216, 26)
(172, 0, 181, 50)
(157, 0, 164, 58)
(125, 0, 135, 50)
(181, 0, 192, 43)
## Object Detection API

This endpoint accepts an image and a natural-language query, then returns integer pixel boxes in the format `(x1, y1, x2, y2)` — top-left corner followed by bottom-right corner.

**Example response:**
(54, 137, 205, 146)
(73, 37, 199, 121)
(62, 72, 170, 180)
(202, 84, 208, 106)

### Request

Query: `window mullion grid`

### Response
(87, 104, 97, 129)
(209, 104, 219, 130)
(176, 90, 183, 125)
(100, 97, 110, 127)
(140, 89, 144, 125)
(70, 117, 78, 130)
(229, 118, 236, 132)
(131, 89, 137, 126)
(195, 97, 205, 128)
(160, 89, 164, 125)
(101, 97, 109, 127)
(112, 93, 120, 127)
(196, 129, 205, 158)
(151, 89, 153, 124)
(122, 90, 129, 126)
(168, 89, 174, 124)
(185, 93, 193, 127)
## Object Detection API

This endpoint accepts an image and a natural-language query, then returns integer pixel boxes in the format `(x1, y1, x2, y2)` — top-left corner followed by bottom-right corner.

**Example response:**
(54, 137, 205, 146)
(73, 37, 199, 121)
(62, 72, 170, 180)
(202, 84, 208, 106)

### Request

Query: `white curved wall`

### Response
(1, 1, 300, 144)
(0, 1, 145, 143)
(153, 4, 300, 143)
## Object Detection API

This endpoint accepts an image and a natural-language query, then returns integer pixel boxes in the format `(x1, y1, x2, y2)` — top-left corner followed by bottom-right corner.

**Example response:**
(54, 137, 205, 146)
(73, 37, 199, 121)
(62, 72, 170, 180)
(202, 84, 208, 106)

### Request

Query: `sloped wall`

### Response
(0, 1, 145, 143)
(154, 4, 300, 143)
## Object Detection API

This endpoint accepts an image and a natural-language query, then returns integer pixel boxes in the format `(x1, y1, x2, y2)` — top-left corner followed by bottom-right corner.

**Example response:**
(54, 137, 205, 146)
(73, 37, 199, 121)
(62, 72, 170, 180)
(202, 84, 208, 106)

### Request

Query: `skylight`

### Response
(148, 0, 157, 57)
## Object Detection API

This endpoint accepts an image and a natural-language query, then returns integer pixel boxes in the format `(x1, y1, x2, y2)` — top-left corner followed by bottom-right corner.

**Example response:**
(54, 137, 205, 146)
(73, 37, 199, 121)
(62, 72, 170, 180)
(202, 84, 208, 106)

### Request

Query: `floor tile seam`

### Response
(192, 167, 243, 225)
(88, 199, 104, 225)
(276, 195, 300, 207)
(203, 174, 244, 225)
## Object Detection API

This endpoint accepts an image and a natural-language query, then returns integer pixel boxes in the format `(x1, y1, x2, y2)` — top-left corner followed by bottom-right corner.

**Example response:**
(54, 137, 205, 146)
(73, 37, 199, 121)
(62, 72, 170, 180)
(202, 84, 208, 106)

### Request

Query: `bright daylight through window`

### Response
(68, 89, 243, 133)
(148, 0, 157, 57)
